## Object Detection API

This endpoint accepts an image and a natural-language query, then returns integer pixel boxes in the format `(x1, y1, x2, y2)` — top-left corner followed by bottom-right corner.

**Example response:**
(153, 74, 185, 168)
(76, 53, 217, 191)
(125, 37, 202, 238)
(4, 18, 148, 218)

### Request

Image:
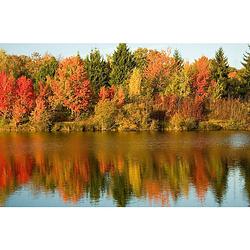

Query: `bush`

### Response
(116, 102, 153, 131)
(93, 100, 118, 131)
(198, 121, 222, 130)
(169, 113, 198, 131)
(208, 99, 249, 122)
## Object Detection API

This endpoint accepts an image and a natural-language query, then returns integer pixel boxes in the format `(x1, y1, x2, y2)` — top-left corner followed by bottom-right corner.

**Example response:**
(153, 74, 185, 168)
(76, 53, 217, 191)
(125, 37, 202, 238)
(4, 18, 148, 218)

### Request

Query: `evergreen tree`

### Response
(240, 45, 250, 97)
(211, 47, 230, 98)
(173, 49, 184, 70)
(109, 43, 136, 86)
(85, 49, 110, 101)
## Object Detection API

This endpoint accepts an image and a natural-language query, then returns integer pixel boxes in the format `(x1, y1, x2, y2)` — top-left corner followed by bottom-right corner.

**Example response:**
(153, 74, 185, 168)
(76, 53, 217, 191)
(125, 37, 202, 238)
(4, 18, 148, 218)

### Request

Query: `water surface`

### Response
(0, 131, 250, 207)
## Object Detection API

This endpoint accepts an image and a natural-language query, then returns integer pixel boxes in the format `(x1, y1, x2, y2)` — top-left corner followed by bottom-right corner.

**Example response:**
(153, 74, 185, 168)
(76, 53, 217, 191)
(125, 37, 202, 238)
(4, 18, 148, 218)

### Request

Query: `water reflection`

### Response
(0, 132, 250, 206)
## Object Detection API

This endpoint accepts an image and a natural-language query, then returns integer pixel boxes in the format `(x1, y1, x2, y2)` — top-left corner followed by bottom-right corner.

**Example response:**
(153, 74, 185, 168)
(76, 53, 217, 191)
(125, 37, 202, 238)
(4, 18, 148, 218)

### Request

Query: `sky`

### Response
(0, 43, 249, 69)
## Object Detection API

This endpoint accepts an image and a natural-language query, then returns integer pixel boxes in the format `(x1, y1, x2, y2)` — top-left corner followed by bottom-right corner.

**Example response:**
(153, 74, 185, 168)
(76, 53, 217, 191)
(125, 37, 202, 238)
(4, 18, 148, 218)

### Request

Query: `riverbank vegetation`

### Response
(0, 44, 249, 132)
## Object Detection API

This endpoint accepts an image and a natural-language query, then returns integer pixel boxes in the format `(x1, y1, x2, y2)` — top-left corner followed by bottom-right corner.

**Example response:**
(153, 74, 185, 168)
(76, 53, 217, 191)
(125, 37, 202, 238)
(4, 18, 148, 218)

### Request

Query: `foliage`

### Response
(165, 63, 191, 97)
(49, 56, 91, 119)
(12, 76, 35, 126)
(93, 100, 118, 130)
(143, 49, 175, 94)
(34, 55, 58, 89)
(169, 113, 197, 131)
(173, 49, 184, 70)
(116, 101, 153, 130)
(0, 72, 16, 119)
(109, 43, 136, 85)
(128, 68, 142, 97)
(210, 48, 230, 98)
(0, 45, 249, 131)
(85, 49, 110, 101)
(30, 82, 52, 130)
(191, 56, 211, 99)
(133, 48, 149, 70)
(240, 45, 250, 98)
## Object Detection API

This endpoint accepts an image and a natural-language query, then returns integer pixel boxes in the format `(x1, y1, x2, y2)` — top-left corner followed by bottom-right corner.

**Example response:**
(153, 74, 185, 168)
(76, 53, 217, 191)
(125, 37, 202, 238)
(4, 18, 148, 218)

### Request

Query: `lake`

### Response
(0, 131, 250, 207)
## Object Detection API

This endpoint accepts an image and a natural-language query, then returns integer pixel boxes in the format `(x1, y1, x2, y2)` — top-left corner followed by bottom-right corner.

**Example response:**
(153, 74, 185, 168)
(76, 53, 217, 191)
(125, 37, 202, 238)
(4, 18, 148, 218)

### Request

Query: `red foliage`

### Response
(154, 94, 180, 117)
(50, 56, 91, 117)
(228, 71, 237, 79)
(179, 97, 205, 121)
(12, 76, 35, 125)
(32, 82, 50, 123)
(99, 85, 115, 101)
(144, 50, 175, 81)
(116, 87, 125, 107)
(0, 72, 16, 118)
(192, 56, 211, 99)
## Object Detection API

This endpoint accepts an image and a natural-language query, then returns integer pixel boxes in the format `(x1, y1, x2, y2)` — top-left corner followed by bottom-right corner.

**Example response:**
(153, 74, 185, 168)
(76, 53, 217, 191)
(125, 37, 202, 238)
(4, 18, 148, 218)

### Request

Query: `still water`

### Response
(0, 131, 250, 207)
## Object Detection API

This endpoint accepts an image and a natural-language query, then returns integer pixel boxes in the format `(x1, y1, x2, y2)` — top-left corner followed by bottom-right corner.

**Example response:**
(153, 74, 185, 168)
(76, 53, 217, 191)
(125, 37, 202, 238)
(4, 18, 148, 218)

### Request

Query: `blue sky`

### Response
(0, 43, 249, 69)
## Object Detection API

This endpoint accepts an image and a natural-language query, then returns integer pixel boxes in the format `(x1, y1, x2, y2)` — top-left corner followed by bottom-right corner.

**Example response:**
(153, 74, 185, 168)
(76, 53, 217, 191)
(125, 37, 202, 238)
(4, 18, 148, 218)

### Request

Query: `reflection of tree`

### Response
(112, 171, 132, 207)
(0, 133, 249, 206)
(239, 159, 250, 204)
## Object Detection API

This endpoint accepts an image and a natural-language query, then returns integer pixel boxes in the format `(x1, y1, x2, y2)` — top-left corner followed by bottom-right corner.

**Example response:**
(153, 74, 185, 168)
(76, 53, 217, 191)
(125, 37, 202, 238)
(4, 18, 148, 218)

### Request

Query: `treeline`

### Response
(0, 44, 249, 131)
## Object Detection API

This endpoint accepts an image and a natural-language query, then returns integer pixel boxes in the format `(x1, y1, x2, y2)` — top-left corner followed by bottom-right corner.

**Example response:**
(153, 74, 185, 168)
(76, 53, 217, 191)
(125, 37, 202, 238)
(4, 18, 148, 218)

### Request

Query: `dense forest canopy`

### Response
(0, 44, 249, 131)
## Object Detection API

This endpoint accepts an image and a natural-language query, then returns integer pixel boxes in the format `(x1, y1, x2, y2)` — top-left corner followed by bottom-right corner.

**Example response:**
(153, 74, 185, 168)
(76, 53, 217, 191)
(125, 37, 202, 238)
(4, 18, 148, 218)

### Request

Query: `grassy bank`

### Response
(0, 119, 249, 133)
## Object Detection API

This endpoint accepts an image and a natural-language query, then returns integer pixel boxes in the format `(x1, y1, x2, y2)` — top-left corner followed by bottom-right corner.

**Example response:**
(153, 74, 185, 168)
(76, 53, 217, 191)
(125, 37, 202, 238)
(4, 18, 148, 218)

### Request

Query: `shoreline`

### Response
(0, 119, 249, 133)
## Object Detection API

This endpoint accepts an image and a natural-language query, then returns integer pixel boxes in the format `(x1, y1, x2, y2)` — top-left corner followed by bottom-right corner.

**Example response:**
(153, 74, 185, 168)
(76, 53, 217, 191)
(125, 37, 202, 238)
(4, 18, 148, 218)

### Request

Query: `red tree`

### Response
(32, 81, 50, 123)
(12, 76, 35, 126)
(0, 72, 16, 119)
(192, 56, 211, 99)
(50, 56, 91, 118)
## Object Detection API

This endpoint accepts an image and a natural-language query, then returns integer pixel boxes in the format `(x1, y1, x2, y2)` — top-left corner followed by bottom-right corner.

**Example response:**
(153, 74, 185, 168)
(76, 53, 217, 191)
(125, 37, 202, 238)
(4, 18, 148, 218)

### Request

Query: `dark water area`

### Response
(0, 131, 250, 207)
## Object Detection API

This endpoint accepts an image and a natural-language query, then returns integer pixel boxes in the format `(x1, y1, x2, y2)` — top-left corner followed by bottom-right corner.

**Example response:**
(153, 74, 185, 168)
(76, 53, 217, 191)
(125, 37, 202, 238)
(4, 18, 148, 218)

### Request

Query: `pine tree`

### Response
(211, 47, 230, 98)
(241, 45, 250, 97)
(173, 49, 184, 70)
(109, 43, 136, 85)
(85, 49, 110, 101)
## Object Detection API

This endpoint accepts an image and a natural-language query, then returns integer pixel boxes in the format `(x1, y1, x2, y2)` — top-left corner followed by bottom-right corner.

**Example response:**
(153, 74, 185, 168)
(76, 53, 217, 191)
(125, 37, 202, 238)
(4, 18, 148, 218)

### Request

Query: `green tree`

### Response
(133, 47, 149, 70)
(35, 55, 58, 86)
(240, 45, 250, 98)
(85, 49, 110, 101)
(0, 49, 9, 73)
(211, 47, 230, 98)
(165, 63, 191, 97)
(173, 49, 184, 70)
(109, 43, 136, 86)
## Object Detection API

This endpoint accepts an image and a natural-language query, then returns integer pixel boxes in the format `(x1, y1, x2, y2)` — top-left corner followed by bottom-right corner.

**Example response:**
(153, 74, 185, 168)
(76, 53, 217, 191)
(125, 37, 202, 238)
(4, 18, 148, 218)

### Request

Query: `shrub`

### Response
(169, 113, 198, 131)
(208, 99, 249, 122)
(93, 100, 118, 131)
(116, 102, 152, 131)
(198, 121, 222, 130)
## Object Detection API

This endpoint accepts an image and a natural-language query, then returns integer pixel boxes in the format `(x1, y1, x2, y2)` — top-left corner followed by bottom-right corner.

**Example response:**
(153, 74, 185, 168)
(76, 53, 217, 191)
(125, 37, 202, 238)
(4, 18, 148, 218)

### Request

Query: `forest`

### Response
(0, 44, 249, 132)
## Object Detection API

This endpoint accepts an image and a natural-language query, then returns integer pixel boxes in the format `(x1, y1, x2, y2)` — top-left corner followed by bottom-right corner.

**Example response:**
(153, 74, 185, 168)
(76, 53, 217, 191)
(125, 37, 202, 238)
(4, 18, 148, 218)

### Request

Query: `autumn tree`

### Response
(143, 49, 175, 94)
(0, 50, 9, 73)
(192, 56, 211, 99)
(0, 72, 16, 119)
(85, 49, 110, 101)
(49, 56, 91, 119)
(128, 68, 142, 98)
(109, 43, 136, 86)
(7, 55, 31, 79)
(12, 76, 35, 126)
(165, 63, 191, 97)
(31, 81, 52, 130)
